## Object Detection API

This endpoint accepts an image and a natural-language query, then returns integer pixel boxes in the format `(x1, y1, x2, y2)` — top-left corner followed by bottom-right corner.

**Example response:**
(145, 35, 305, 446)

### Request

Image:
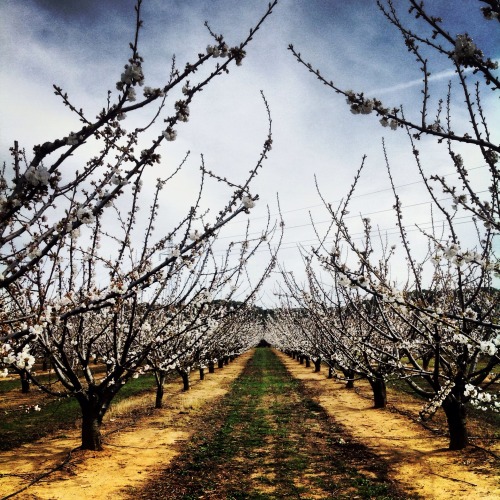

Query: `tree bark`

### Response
(442, 395, 469, 450)
(179, 370, 190, 391)
(305, 356, 311, 368)
(343, 369, 355, 389)
(208, 361, 215, 373)
(78, 395, 107, 451)
(20, 370, 30, 393)
(154, 370, 166, 409)
(328, 365, 333, 379)
(299, 355, 304, 365)
(368, 376, 387, 408)
(218, 359, 224, 369)
(314, 358, 321, 372)
(199, 367, 205, 380)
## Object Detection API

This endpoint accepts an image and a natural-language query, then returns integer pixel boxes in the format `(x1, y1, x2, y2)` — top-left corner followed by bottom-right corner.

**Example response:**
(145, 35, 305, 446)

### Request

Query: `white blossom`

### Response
(25, 166, 50, 186)
(242, 195, 255, 209)
(162, 128, 177, 141)
(76, 206, 95, 225)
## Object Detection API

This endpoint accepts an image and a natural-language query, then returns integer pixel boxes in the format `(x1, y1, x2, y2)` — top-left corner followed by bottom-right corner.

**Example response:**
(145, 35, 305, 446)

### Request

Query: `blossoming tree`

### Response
(0, 0, 280, 450)
(288, 0, 499, 449)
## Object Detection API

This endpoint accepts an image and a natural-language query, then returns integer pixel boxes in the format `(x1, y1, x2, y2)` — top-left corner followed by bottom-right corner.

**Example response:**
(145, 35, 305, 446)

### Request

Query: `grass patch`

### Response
(0, 374, 156, 450)
(135, 348, 412, 499)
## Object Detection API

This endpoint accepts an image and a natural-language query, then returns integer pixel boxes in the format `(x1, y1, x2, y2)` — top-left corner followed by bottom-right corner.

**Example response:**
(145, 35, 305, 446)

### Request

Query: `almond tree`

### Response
(289, 0, 499, 449)
(0, 0, 277, 347)
(0, 0, 280, 450)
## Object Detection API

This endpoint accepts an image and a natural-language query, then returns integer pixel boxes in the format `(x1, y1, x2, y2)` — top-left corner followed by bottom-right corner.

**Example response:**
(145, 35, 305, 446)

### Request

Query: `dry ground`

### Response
(0, 349, 499, 499)
(0, 352, 251, 499)
(277, 351, 500, 500)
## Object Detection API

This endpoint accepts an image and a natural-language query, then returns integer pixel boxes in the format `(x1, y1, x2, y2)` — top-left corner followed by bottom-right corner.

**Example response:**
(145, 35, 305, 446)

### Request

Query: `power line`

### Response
(215, 190, 489, 241)
(225, 164, 488, 225)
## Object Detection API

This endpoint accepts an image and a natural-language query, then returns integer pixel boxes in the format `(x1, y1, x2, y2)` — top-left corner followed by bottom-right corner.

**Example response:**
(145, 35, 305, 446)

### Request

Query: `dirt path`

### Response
(0, 352, 251, 500)
(134, 348, 408, 499)
(1, 349, 499, 499)
(277, 351, 500, 500)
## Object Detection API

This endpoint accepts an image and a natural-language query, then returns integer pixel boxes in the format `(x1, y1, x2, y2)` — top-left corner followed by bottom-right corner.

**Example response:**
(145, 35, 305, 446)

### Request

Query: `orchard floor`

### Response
(277, 352, 500, 500)
(0, 353, 251, 500)
(0, 348, 498, 499)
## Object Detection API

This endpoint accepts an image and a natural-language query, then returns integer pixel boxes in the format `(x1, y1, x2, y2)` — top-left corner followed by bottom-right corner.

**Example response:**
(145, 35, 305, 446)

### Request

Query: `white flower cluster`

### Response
(434, 243, 498, 274)
(66, 132, 81, 146)
(426, 121, 442, 132)
(162, 127, 177, 142)
(189, 229, 200, 241)
(2, 344, 36, 371)
(143, 86, 165, 98)
(76, 205, 95, 225)
(453, 332, 499, 356)
(242, 195, 255, 209)
(127, 88, 136, 102)
(120, 62, 144, 87)
(451, 194, 467, 210)
(206, 43, 229, 58)
(337, 274, 351, 287)
(175, 100, 190, 122)
(345, 90, 398, 131)
(479, 337, 499, 356)
(464, 384, 500, 412)
(140, 321, 152, 334)
(198, 290, 213, 303)
(25, 166, 50, 187)
(110, 281, 126, 295)
(379, 117, 398, 130)
(420, 380, 455, 421)
(463, 307, 478, 321)
(349, 97, 375, 115)
(169, 246, 180, 259)
(482, 6, 499, 20)
(452, 34, 478, 65)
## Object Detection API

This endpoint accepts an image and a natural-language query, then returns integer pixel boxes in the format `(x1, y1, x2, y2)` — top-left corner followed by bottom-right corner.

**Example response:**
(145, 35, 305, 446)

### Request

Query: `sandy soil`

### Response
(0, 352, 251, 500)
(1, 349, 499, 499)
(276, 351, 500, 500)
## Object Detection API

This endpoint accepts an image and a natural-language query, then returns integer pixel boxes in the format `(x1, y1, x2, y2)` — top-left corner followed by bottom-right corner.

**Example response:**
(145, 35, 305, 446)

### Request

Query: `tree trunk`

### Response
(224, 357, 229, 366)
(314, 358, 321, 372)
(199, 367, 205, 380)
(328, 366, 333, 379)
(299, 355, 304, 365)
(20, 370, 30, 393)
(42, 357, 50, 371)
(442, 395, 469, 450)
(368, 376, 387, 408)
(154, 370, 166, 409)
(208, 361, 215, 373)
(179, 370, 190, 391)
(343, 369, 355, 389)
(78, 396, 105, 451)
(218, 359, 224, 369)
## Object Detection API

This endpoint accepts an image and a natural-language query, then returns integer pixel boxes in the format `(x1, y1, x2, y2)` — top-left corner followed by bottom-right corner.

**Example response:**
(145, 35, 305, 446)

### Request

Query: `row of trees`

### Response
(1, 0, 498, 454)
(268, 0, 499, 450)
(0, 0, 280, 450)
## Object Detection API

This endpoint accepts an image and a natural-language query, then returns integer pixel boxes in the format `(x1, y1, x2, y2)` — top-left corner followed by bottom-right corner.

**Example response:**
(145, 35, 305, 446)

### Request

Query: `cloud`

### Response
(1, 0, 497, 304)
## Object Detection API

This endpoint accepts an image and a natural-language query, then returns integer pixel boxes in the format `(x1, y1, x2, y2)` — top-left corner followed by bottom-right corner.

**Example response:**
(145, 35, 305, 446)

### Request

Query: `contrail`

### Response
(367, 65, 479, 96)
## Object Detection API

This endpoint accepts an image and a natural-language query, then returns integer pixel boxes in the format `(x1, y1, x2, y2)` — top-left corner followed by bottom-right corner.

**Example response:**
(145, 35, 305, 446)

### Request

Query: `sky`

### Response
(1, 0, 498, 306)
